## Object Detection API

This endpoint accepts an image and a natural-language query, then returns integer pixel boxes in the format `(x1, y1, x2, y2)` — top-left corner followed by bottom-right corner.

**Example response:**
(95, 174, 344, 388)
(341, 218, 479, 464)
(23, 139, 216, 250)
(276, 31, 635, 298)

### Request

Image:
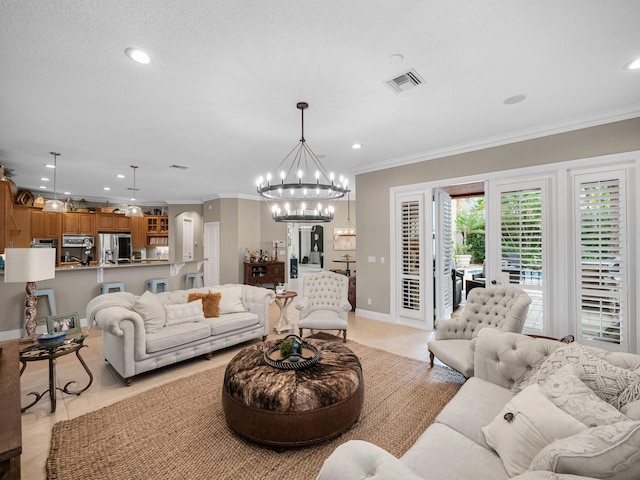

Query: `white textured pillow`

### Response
(482, 384, 587, 476)
(164, 299, 205, 326)
(211, 286, 245, 314)
(134, 290, 167, 334)
(542, 365, 629, 427)
(571, 360, 640, 410)
(529, 421, 640, 479)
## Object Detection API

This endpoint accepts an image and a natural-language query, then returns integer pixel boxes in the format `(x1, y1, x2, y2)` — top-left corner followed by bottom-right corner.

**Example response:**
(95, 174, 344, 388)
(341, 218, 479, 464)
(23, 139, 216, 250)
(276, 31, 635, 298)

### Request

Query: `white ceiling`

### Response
(1, 0, 639, 205)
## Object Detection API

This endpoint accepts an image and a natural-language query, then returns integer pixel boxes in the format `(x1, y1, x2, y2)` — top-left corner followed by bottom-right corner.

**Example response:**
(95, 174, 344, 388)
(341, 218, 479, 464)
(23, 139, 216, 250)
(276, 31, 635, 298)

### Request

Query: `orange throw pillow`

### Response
(188, 292, 221, 318)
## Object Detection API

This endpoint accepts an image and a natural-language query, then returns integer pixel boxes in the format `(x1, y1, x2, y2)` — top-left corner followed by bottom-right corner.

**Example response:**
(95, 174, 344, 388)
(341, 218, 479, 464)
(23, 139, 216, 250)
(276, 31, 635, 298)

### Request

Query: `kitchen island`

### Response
(0, 259, 205, 339)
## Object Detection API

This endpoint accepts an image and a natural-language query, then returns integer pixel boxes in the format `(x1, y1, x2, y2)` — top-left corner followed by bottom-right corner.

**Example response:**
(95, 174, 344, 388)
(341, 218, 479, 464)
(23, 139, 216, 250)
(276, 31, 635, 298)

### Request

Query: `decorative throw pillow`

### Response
(520, 342, 608, 391)
(134, 290, 167, 334)
(621, 400, 640, 421)
(164, 299, 205, 326)
(542, 365, 629, 427)
(188, 292, 221, 318)
(482, 384, 587, 476)
(529, 420, 640, 479)
(211, 286, 245, 314)
(571, 359, 640, 410)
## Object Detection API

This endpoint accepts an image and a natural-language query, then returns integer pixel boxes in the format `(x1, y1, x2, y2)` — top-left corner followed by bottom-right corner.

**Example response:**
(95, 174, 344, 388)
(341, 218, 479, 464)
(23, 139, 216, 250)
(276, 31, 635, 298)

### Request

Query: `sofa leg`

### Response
(262, 335, 267, 341)
(125, 377, 132, 387)
(429, 351, 435, 368)
(299, 328, 304, 339)
(342, 330, 347, 343)
(205, 352, 213, 360)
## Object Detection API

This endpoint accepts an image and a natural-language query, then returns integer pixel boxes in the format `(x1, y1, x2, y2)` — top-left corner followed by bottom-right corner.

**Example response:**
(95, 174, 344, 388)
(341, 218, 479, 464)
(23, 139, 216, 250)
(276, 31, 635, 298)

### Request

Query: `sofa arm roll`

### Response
(316, 440, 424, 480)
(95, 307, 145, 337)
(295, 297, 311, 319)
(434, 317, 464, 340)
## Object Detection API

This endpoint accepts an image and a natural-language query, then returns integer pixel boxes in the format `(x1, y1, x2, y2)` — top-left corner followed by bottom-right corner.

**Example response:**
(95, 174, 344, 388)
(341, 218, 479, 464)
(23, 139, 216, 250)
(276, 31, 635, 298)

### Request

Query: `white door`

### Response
(488, 177, 548, 334)
(182, 217, 194, 260)
(203, 221, 220, 286)
(434, 188, 453, 319)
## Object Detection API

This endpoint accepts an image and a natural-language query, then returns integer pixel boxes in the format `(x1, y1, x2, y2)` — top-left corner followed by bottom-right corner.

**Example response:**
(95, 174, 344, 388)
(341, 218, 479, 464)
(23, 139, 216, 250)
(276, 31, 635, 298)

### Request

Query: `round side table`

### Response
(274, 291, 297, 334)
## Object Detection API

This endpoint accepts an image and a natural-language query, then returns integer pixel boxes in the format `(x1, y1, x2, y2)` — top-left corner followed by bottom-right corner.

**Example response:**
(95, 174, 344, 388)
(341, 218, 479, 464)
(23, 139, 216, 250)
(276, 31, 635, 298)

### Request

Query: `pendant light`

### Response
(336, 191, 356, 236)
(255, 102, 350, 223)
(125, 165, 144, 217)
(42, 152, 66, 212)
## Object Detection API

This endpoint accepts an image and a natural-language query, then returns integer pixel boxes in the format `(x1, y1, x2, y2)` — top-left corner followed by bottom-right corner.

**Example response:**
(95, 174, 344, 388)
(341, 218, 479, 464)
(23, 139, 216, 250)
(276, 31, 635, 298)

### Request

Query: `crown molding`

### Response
(353, 104, 640, 175)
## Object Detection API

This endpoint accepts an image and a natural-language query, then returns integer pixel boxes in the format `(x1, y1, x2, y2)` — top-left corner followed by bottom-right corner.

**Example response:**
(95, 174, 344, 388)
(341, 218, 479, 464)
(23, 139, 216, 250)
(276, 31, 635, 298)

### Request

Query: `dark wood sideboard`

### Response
(0, 340, 21, 480)
(243, 261, 285, 287)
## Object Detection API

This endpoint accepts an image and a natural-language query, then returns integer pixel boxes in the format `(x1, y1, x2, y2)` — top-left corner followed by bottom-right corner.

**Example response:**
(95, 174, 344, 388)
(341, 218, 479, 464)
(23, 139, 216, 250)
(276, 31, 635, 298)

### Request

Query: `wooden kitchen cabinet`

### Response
(146, 215, 168, 247)
(10, 206, 31, 248)
(96, 213, 130, 231)
(30, 209, 61, 239)
(62, 212, 95, 234)
(0, 181, 22, 251)
(131, 216, 146, 248)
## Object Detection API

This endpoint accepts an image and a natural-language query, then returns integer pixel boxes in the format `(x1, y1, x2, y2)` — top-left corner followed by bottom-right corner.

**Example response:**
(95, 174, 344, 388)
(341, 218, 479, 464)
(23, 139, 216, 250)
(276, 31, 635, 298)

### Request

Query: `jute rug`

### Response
(47, 339, 464, 480)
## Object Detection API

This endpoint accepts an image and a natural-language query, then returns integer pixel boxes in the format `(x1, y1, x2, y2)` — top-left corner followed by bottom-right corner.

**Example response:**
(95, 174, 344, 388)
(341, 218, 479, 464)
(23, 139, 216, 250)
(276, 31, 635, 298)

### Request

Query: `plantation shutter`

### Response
(435, 188, 453, 318)
(398, 194, 424, 319)
(497, 183, 545, 332)
(574, 172, 627, 349)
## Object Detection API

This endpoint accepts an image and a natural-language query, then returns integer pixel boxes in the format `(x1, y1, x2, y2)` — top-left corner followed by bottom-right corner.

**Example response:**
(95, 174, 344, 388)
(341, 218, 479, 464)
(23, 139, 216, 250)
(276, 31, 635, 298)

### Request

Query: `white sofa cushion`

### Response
(621, 400, 640, 420)
(201, 312, 259, 336)
(542, 365, 629, 427)
(145, 322, 211, 353)
(211, 285, 246, 314)
(436, 377, 514, 449)
(134, 290, 166, 334)
(164, 299, 205, 326)
(529, 421, 640, 479)
(482, 384, 587, 476)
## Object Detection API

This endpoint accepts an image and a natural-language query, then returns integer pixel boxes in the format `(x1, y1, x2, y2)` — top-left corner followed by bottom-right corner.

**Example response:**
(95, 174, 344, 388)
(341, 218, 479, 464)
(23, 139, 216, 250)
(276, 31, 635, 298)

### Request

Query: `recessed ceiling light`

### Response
(625, 58, 640, 70)
(352, 143, 362, 149)
(387, 54, 404, 64)
(504, 94, 527, 105)
(103, 187, 111, 191)
(45, 164, 55, 169)
(117, 174, 126, 179)
(40, 186, 47, 190)
(63, 191, 71, 195)
(125, 48, 151, 64)
(40, 177, 50, 181)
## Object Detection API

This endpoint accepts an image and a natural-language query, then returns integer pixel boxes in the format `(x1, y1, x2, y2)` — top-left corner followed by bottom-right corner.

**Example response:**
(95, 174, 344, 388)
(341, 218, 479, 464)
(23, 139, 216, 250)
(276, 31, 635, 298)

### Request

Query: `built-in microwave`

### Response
(62, 234, 94, 248)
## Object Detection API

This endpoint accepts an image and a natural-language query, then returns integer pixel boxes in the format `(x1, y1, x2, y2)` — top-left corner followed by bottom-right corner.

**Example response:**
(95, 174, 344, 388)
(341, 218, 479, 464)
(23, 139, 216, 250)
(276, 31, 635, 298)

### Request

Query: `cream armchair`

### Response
(428, 286, 531, 377)
(296, 271, 351, 342)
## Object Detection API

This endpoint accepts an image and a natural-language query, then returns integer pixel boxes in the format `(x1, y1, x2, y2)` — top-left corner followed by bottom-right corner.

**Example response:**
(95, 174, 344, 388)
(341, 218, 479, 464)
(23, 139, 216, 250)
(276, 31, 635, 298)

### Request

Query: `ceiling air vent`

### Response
(169, 164, 188, 170)
(385, 68, 425, 94)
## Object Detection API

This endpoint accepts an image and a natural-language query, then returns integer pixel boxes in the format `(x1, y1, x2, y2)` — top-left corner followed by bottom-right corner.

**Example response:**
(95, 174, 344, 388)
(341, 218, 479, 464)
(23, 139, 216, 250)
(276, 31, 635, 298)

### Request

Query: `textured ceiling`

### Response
(1, 0, 639, 205)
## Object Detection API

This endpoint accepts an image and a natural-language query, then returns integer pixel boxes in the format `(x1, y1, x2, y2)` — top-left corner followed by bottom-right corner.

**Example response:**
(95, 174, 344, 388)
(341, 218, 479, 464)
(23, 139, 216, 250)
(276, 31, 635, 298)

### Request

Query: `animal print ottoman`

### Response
(222, 339, 364, 447)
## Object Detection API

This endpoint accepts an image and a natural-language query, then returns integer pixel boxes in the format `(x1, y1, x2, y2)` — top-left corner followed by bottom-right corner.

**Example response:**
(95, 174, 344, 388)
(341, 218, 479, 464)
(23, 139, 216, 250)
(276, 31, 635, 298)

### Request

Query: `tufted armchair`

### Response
(296, 271, 351, 342)
(428, 286, 531, 377)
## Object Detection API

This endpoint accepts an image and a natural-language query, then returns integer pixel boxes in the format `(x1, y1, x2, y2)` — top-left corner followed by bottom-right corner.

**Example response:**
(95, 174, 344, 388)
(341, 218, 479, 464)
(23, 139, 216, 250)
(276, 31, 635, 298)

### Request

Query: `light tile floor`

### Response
(18, 299, 439, 480)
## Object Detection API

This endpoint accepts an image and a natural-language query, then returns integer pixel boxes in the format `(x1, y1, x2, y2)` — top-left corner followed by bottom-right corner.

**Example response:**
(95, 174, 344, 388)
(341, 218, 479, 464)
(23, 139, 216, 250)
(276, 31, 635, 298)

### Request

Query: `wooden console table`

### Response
(0, 340, 21, 480)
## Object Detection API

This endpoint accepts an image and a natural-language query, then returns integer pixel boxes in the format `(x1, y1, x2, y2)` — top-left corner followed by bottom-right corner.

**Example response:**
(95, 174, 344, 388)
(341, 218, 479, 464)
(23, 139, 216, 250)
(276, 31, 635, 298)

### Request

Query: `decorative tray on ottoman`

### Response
(264, 335, 319, 370)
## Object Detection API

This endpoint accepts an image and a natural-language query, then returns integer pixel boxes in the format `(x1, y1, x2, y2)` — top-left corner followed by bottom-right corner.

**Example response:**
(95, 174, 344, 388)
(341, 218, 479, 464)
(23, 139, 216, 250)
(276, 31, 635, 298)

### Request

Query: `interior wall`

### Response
(356, 117, 640, 316)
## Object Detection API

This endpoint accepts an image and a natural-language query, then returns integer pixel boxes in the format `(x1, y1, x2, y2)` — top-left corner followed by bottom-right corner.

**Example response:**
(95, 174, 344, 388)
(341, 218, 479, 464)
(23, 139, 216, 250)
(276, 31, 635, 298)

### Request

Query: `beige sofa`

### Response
(317, 329, 640, 480)
(87, 284, 275, 385)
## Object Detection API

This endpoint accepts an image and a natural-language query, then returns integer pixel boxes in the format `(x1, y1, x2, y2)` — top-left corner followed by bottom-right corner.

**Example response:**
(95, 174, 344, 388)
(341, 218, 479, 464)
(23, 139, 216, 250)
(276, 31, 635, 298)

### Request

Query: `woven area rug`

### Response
(47, 340, 464, 480)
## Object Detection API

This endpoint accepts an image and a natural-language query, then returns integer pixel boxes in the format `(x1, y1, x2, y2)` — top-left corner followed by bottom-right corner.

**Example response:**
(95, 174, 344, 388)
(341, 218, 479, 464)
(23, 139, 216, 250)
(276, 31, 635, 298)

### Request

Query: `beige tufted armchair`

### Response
(427, 286, 531, 377)
(296, 271, 352, 342)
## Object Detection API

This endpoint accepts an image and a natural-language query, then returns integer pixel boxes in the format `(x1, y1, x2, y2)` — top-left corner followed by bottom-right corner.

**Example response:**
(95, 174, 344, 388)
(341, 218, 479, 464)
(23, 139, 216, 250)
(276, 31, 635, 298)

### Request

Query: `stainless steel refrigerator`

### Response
(98, 233, 132, 264)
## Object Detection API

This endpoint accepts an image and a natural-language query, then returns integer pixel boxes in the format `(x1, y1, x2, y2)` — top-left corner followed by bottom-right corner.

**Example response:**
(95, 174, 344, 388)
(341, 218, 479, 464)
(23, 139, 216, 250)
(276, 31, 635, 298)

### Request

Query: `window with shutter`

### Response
(498, 184, 545, 332)
(574, 172, 627, 349)
(398, 195, 424, 319)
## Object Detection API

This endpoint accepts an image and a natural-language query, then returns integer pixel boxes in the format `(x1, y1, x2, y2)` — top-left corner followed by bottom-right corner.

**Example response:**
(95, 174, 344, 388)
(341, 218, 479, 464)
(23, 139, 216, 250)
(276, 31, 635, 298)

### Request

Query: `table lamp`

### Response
(4, 248, 56, 337)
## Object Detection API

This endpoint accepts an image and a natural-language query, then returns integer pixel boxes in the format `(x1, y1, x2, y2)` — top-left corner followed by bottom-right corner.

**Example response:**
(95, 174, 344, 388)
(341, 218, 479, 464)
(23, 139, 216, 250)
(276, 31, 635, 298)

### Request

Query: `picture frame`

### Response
(46, 312, 81, 335)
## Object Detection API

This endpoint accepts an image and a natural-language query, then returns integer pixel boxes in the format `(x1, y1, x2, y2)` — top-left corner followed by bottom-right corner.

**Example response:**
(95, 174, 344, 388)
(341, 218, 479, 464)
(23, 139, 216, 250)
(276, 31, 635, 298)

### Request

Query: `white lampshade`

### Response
(42, 198, 66, 212)
(4, 248, 56, 283)
(125, 204, 144, 217)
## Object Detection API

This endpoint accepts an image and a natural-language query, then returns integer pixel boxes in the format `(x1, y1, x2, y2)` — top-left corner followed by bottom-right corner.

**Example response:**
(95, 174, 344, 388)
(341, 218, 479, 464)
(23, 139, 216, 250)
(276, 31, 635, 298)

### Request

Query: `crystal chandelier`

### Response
(256, 102, 349, 223)
(125, 165, 144, 217)
(42, 152, 66, 212)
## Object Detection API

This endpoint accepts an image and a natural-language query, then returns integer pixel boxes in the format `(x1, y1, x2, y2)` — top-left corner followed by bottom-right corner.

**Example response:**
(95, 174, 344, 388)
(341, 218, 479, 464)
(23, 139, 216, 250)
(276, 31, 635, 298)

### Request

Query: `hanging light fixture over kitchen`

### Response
(125, 165, 144, 217)
(255, 102, 349, 223)
(42, 151, 66, 212)
(335, 191, 356, 237)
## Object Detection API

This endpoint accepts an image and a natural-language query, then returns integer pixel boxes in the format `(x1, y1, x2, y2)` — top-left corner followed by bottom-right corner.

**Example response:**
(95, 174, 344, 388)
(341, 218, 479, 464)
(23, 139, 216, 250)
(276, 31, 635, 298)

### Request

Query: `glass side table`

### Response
(19, 332, 93, 413)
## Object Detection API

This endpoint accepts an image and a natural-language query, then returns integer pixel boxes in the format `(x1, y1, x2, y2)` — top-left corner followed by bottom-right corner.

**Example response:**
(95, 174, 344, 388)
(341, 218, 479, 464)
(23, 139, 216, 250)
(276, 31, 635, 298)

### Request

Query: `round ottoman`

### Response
(222, 339, 364, 447)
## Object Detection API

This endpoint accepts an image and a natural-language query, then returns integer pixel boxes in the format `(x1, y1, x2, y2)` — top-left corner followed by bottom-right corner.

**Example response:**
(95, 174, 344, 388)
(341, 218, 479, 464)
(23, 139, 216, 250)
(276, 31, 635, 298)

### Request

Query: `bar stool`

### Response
(101, 282, 126, 294)
(35, 289, 57, 316)
(185, 273, 204, 289)
(146, 278, 169, 294)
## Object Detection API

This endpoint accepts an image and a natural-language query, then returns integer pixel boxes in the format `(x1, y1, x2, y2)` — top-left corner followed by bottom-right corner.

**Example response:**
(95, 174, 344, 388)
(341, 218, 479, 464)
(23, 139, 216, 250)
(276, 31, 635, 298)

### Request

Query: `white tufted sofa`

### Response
(317, 329, 640, 480)
(428, 286, 532, 377)
(296, 271, 351, 341)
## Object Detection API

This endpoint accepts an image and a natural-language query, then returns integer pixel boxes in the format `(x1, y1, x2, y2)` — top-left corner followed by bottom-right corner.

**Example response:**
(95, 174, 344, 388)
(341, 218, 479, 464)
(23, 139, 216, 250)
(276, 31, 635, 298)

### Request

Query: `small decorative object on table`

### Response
(36, 331, 67, 348)
(265, 334, 319, 370)
(46, 312, 81, 335)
